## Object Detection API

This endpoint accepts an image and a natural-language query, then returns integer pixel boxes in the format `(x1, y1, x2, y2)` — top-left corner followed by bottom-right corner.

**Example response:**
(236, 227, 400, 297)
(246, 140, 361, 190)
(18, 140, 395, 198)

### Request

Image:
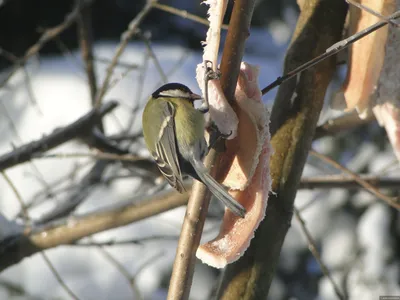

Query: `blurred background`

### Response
(0, 1, 399, 300)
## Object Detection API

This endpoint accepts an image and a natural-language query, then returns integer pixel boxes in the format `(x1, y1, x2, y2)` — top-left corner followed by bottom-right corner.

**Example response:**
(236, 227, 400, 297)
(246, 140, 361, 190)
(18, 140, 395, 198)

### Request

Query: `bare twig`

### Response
(0, 183, 191, 272)
(1, 171, 29, 220)
(300, 174, 400, 189)
(153, 2, 229, 30)
(138, 30, 167, 83)
(2, 167, 80, 299)
(96, 244, 143, 299)
(310, 150, 400, 209)
(0, 0, 94, 89)
(261, 9, 400, 95)
(0, 101, 118, 171)
(34, 152, 143, 162)
(294, 208, 345, 300)
(77, 2, 98, 105)
(33, 161, 109, 225)
(74, 235, 178, 246)
(94, 0, 154, 107)
(95, 56, 140, 69)
(41, 252, 80, 300)
(0, 48, 43, 113)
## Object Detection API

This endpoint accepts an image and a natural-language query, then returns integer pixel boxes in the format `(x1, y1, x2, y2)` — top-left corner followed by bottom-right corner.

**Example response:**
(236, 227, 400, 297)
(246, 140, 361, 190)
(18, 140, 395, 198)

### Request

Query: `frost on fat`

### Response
(196, 63, 272, 268)
(196, 0, 238, 139)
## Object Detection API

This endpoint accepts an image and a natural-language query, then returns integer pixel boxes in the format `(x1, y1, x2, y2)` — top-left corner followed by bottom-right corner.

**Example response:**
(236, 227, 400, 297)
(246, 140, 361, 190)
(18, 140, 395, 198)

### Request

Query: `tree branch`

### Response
(217, 0, 348, 298)
(0, 184, 191, 272)
(167, 0, 257, 299)
(0, 101, 118, 171)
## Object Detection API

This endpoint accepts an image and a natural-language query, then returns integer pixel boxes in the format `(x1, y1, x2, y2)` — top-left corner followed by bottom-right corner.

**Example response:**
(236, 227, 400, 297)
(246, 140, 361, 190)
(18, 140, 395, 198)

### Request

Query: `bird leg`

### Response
(207, 122, 232, 152)
(198, 60, 221, 114)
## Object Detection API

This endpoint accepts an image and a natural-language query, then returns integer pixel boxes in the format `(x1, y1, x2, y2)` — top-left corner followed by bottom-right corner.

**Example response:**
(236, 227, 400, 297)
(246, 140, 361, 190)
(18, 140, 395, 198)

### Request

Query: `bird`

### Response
(142, 83, 246, 218)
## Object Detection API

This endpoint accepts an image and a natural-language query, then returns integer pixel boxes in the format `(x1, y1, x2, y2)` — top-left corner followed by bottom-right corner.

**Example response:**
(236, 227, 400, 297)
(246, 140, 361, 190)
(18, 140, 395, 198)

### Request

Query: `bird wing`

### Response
(151, 101, 185, 192)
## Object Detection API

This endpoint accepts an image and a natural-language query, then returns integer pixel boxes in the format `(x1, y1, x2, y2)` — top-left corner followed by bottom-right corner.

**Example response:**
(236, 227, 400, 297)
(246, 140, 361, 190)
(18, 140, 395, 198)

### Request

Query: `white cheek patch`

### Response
(159, 89, 191, 99)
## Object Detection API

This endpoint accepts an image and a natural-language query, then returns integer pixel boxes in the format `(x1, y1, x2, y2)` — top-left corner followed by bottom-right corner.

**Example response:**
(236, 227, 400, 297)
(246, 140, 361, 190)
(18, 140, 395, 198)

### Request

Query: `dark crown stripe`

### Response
(152, 83, 192, 98)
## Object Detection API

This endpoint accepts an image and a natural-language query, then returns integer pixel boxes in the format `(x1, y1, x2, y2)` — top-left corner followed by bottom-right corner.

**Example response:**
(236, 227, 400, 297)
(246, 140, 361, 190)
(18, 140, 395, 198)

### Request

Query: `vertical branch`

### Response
(77, 2, 98, 106)
(167, 0, 257, 299)
(217, 0, 348, 299)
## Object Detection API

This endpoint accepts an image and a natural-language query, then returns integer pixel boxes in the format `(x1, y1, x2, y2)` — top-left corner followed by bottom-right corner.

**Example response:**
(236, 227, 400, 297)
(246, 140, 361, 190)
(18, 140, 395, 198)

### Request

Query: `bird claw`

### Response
(208, 123, 232, 152)
(199, 60, 221, 114)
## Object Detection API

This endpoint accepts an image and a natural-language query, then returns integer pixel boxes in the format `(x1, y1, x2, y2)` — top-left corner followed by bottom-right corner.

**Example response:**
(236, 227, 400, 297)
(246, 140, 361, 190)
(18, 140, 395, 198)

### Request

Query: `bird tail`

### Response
(190, 159, 246, 218)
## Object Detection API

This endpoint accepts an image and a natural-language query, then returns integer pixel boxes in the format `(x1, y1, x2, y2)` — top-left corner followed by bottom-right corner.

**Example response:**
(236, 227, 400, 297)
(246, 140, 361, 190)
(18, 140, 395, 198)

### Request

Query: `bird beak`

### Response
(190, 93, 203, 100)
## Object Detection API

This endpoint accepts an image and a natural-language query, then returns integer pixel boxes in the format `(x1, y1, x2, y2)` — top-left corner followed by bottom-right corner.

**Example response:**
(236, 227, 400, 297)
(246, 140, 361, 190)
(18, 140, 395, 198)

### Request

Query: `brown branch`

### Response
(0, 184, 191, 272)
(77, 2, 98, 106)
(217, 1, 348, 298)
(167, 0, 257, 299)
(299, 174, 400, 189)
(0, 0, 94, 89)
(0, 101, 118, 171)
(310, 150, 400, 209)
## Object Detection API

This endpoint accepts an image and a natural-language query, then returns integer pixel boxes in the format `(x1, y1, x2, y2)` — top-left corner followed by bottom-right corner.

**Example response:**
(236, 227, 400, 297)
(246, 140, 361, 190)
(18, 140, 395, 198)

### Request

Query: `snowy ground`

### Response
(0, 28, 399, 300)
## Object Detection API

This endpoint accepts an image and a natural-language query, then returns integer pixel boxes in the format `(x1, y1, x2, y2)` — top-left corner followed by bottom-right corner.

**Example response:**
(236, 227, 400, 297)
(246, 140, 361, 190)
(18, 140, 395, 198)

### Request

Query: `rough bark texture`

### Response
(216, 0, 348, 298)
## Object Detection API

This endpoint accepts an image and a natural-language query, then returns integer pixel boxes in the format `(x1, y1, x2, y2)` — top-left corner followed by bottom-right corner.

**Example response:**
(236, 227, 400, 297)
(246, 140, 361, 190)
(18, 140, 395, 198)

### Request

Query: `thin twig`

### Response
(124, 46, 151, 133)
(77, 2, 98, 105)
(299, 175, 400, 189)
(310, 150, 400, 209)
(0, 48, 43, 113)
(261, 9, 400, 95)
(2, 168, 80, 299)
(1, 171, 29, 220)
(40, 252, 80, 300)
(19, 161, 92, 215)
(95, 56, 140, 69)
(34, 152, 144, 162)
(138, 30, 167, 83)
(0, 0, 94, 89)
(94, 0, 154, 107)
(153, 2, 229, 30)
(0, 101, 118, 171)
(75, 235, 179, 246)
(33, 161, 109, 225)
(294, 208, 345, 300)
(0, 183, 191, 272)
(96, 244, 143, 299)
